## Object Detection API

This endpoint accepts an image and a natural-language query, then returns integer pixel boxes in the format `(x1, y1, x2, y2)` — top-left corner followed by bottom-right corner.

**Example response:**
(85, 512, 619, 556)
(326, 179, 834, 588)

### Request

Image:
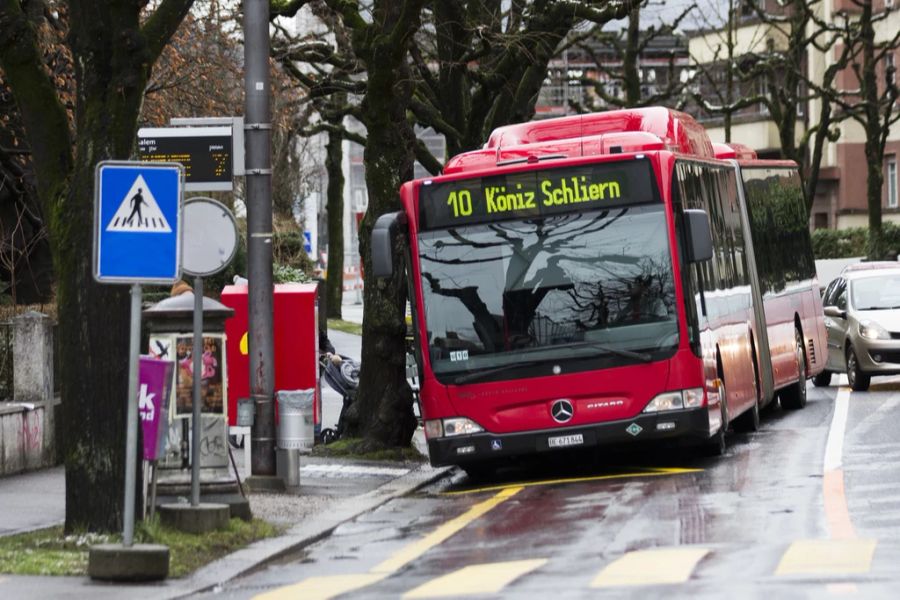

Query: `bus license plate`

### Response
(548, 434, 584, 448)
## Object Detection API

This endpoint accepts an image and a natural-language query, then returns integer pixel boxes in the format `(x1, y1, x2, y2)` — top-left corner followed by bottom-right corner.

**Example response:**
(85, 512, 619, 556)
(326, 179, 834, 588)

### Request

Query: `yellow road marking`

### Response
(590, 547, 710, 588)
(372, 486, 522, 573)
(253, 486, 522, 600)
(444, 467, 702, 496)
(402, 559, 547, 598)
(775, 539, 877, 576)
(253, 573, 387, 600)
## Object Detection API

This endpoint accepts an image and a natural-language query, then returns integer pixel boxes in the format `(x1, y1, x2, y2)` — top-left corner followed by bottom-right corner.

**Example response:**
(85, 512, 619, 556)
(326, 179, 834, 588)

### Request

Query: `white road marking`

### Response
(590, 547, 710, 587)
(403, 559, 547, 598)
(824, 388, 851, 472)
(775, 539, 877, 576)
(299, 464, 410, 477)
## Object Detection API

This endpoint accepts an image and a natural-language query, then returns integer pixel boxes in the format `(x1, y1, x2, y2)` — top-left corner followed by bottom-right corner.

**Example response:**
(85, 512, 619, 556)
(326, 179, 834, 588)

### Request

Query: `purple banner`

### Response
(139, 356, 175, 461)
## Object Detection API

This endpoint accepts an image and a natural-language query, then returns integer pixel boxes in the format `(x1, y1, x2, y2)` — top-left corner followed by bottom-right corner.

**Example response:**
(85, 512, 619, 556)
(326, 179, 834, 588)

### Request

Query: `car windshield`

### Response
(417, 204, 679, 379)
(851, 273, 900, 310)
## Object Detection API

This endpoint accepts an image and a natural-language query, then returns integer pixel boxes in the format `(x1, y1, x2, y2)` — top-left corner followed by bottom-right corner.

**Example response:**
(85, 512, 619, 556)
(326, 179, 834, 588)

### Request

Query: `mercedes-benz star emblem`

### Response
(551, 399, 574, 423)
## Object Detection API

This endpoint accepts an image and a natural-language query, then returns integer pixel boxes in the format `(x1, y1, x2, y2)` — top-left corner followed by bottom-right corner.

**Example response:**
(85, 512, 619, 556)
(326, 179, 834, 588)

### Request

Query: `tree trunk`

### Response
(348, 5, 422, 449)
(325, 127, 344, 319)
(57, 2, 155, 533)
(866, 140, 885, 260)
(860, 1, 884, 261)
(2, 0, 194, 533)
(622, 4, 641, 107)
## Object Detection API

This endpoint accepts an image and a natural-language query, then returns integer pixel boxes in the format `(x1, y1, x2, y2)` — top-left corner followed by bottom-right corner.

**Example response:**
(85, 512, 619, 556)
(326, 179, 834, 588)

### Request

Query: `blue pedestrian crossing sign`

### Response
(94, 161, 184, 284)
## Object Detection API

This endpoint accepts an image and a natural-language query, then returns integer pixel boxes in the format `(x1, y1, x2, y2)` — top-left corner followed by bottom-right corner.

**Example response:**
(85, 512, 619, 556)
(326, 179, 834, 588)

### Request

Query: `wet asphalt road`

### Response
(201, 378, 900, 599)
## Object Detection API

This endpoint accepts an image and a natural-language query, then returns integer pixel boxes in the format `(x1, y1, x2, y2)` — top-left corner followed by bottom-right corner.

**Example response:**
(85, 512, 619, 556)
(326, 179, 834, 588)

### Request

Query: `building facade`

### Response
(688, 0, 900, 230)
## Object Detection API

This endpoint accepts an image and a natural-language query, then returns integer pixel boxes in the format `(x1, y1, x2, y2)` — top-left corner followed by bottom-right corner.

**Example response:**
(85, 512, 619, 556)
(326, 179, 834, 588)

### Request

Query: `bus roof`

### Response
(712, 142, 758, 160)
(444, 107, 715, 175)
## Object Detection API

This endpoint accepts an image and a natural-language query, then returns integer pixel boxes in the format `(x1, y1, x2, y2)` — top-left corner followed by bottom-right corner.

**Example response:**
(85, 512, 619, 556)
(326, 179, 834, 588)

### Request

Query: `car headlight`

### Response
(643, 388, 705, 413)
(424, 417, 484, 439)
(859, 320, 890, 340)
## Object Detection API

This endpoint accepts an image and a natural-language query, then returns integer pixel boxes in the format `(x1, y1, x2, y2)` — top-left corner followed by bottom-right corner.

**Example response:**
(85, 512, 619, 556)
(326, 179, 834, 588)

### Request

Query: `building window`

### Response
(888, 156, 898, 209)
(887, 52, 896, 87)
(814, 212, 828, 229)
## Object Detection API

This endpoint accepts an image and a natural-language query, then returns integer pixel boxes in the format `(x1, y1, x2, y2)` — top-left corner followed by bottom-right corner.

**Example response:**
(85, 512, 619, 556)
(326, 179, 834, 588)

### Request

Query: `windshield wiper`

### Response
(450, 341, 653, 385)
(571, 341, 653, 363)
(452, 358, 548, 385)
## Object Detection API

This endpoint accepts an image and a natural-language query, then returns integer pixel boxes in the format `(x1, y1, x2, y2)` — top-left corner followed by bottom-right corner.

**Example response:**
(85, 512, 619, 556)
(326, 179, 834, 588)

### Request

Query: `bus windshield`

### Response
(418, 204, 679, 381)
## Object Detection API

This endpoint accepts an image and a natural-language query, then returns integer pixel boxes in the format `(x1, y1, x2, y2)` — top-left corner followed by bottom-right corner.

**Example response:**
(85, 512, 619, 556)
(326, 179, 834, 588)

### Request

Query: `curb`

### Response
(173, 462, 453, 598)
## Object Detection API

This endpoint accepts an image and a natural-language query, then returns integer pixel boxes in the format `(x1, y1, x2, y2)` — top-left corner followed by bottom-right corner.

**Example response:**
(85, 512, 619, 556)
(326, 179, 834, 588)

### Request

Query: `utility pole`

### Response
(243, 0, 276, 476)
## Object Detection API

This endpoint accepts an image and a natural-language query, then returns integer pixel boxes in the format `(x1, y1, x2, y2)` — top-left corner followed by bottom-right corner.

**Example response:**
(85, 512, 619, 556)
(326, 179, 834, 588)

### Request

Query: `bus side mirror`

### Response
(372, 211, 407, 279)
(684, 209, 713, 263)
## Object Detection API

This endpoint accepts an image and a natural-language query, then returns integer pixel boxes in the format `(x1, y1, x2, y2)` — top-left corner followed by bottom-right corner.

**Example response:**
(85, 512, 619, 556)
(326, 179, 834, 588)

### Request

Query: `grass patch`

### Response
(311, 437, 427, 462)
(327, 318, 362, 336)
(0, 518, 280, 578)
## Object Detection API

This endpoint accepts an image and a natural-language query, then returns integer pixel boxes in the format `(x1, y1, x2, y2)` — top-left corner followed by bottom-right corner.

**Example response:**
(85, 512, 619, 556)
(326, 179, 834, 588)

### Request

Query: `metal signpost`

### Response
(94, 161, 183, 547)
(181, 197, 239, 507)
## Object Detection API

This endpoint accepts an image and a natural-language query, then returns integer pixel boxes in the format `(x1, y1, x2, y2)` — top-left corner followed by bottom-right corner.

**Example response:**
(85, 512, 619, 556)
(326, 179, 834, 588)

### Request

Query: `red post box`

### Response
(221, 283, 320, 431)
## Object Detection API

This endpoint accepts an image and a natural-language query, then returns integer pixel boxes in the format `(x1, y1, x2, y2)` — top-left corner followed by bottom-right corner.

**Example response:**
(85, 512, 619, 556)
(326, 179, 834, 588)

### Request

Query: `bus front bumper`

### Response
(426, 407, 712, 467)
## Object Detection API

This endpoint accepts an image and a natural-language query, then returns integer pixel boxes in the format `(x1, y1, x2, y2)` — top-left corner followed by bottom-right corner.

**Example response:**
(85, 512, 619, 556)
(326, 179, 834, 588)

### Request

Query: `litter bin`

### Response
(277, 389, 315, 452)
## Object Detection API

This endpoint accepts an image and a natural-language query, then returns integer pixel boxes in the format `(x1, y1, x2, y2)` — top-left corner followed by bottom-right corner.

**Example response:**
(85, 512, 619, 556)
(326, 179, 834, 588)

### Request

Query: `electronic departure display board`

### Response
(138, 126, 233, 191)
(418, 159, 659, 230)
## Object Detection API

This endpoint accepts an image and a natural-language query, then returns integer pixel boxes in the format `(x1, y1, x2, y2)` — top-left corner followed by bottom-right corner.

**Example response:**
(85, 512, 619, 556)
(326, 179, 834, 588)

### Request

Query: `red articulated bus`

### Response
(372, 107, 826, 475)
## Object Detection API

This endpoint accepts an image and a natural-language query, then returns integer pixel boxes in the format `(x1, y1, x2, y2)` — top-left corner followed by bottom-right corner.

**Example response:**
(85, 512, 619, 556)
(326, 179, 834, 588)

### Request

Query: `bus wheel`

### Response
(812, 370, 832, 387)
(846, 347, 871, 392)
(734, 357, 761, 433)
(779, 329, 808, 410)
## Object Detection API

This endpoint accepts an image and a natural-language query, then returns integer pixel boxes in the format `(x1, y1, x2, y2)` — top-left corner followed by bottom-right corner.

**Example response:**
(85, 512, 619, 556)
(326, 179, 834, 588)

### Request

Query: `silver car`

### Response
(817, 265, 900, 391)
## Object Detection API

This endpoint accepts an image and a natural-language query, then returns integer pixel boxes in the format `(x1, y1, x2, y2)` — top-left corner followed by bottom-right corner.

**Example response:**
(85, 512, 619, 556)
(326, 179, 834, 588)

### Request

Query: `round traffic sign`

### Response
(182, 197, 238, 276)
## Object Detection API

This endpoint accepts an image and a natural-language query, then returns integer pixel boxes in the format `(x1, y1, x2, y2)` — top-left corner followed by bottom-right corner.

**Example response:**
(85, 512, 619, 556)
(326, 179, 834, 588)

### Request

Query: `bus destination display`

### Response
(419, 160, 657, 230)
(138, 126, 233, 191)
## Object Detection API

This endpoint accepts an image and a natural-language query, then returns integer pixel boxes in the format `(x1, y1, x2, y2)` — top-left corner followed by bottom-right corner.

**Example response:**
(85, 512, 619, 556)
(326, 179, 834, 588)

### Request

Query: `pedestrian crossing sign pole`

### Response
(92, 160, 183, 551)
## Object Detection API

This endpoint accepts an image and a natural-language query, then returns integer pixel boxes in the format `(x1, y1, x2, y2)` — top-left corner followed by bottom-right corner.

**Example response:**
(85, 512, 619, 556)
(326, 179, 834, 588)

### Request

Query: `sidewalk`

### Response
(0, 299, 451, 599)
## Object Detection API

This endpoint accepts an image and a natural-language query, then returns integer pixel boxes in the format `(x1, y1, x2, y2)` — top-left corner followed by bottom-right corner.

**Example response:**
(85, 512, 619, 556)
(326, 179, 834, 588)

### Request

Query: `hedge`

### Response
(811, 222, 900, 259)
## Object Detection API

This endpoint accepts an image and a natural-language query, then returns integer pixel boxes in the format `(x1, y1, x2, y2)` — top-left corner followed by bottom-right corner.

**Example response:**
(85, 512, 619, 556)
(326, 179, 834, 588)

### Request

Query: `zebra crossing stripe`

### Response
(775, 539, 877, 576)
(252, 573, 386, 600)
(403, 559, 547, 598)
(372, 486, 523, 574)
(253, 486, 522, 600)
(590, 547, 710, 587)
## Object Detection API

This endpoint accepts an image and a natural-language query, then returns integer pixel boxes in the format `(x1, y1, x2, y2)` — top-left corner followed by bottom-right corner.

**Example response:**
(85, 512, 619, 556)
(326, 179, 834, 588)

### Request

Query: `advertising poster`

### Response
(175, 334, 226, 416)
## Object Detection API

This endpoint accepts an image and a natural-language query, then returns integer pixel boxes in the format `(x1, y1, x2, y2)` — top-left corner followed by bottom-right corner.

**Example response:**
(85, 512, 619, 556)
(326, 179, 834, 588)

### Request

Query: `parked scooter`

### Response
(318, 352, 360, 444)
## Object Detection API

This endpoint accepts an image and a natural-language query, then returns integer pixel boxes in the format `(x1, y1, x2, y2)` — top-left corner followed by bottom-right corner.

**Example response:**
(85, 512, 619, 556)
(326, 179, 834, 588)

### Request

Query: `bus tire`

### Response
(846, 347, 871, 392)
(733, 354, 761, 433)
(779, 329, 808, 410)
(812, 370, 832, 387)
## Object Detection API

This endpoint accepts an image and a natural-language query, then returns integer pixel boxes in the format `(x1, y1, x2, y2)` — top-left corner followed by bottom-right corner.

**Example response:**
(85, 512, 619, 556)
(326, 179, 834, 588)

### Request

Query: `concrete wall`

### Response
(0, 312, 58, 477)
(0, 403, 56, 476)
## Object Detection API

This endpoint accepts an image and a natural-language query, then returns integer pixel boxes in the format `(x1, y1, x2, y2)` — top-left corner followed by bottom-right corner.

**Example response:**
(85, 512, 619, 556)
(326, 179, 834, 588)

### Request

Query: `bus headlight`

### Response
(859, 320, 890, 340)
(643, 388, 704, 413)
(424, 417, 485, 439)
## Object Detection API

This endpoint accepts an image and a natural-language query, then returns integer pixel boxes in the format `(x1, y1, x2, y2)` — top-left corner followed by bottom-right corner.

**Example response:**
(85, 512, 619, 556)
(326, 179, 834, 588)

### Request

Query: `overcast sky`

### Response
(602, 0, 730, 32)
